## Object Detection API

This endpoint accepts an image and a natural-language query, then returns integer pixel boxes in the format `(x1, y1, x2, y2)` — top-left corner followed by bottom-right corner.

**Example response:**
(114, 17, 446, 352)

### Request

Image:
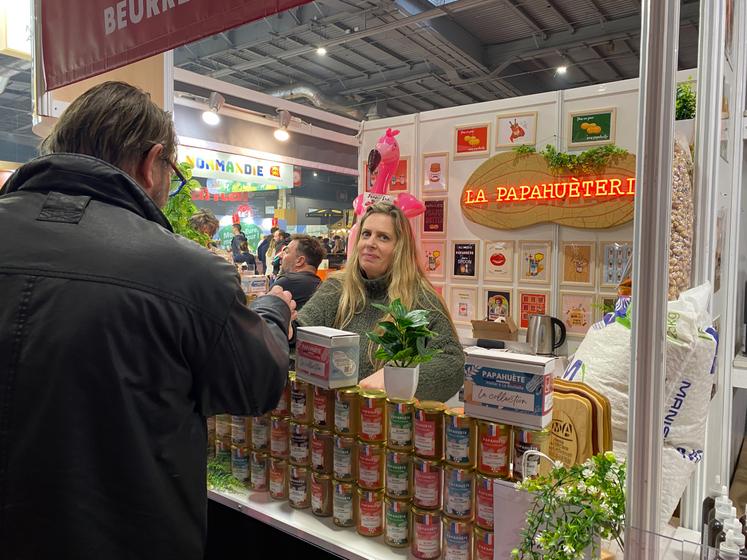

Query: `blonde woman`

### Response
(298, 202, 463, 402)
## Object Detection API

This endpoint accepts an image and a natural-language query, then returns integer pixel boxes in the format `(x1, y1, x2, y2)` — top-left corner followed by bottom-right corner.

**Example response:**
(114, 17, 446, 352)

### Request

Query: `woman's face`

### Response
(357, 213, 396, 279)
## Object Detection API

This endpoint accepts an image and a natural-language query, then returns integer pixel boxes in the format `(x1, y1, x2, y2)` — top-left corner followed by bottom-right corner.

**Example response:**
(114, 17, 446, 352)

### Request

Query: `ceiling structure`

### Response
(175, 0, 701, 119)
(0, 0, 702, 163)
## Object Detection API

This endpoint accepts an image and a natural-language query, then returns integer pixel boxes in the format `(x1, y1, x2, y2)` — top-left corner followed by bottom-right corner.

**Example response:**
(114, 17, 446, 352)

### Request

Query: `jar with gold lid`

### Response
(414, 401, 446, 459)
(444, 407, 476, 468)
(359, 389, 387, 442)
(334, 386, 360, 436)
(386, 397, 416, 451)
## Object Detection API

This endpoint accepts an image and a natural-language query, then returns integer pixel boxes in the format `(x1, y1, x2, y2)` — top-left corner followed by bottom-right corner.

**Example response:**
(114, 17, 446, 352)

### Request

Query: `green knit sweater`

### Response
(297, 275, 465, 402)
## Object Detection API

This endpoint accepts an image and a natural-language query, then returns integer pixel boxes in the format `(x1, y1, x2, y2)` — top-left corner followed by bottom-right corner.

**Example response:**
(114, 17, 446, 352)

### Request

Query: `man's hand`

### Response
(358, 368, 385, 391)
(267, 285, 296, 339)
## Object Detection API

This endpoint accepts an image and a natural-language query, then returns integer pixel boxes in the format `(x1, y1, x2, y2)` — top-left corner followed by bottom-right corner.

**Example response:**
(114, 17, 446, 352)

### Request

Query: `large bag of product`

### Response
(562, 283, 717, 524)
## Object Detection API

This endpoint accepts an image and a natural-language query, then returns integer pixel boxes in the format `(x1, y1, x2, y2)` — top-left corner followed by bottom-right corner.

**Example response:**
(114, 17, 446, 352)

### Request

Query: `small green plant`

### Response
(162, 162, 211, 246)
(512, 452, 626, 560)
(207, 456, 246, 493)
(366, 299, 441, 367)
(676, 79, 697, 121)
(513, 144, 629, 176)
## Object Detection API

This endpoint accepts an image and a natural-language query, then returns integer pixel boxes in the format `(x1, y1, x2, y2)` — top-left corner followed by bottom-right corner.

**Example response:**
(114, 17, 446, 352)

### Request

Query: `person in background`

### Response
(298, 202, 463, 402)
(256, 226, 278, 276)
(0, 81, 296, 560)
(272, 234, 326, 310)
(230, 223, 247, 261)
(271, 230, 291, 277)
(188, 208, 219, 245)
(322, 237, 332, 254)
(331, 236, 345, 254)
(234, 240, 257, 272)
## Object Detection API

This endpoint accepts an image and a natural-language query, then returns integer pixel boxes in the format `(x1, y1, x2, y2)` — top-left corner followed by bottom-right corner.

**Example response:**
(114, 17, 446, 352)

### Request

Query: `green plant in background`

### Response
(207, 456, 246, 493)
(512, 144, 629, 176)
(512, 452, 626, 560)
(366, 299, 441, 367)
(676, 79, 697, 121)
(162, 162, 211, 246)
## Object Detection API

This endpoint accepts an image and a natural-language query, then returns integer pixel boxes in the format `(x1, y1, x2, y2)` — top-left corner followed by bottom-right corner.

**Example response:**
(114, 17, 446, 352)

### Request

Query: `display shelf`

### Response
(732, 354, 747, 389)
(208, 488, 407, 560)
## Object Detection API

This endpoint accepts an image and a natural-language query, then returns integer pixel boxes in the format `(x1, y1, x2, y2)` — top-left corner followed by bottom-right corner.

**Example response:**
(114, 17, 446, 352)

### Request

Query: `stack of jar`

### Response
(309, 384, 335, 516)
(207, 416, 216, 459)
(214, 414, 231, 463)
(383, 397, 416, 550)
(356, 389, 388, 538)
(229, 414, 252, 485)
(267, 372, 291, 499)
(287, 373, 312, 508)
(332, 386, 359, 528)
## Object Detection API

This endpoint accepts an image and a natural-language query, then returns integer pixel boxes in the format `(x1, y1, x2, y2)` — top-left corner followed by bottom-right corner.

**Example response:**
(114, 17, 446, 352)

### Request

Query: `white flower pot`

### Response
(384, 364, 420, 400)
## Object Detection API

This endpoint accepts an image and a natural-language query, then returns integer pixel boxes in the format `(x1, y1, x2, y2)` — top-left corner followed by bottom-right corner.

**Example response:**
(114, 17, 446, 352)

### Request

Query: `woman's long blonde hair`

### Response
(332, 202, 456, 364)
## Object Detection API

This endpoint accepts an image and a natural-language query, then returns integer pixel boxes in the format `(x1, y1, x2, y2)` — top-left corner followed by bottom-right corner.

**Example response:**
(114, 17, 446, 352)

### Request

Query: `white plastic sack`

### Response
(562, 283, 717, 525)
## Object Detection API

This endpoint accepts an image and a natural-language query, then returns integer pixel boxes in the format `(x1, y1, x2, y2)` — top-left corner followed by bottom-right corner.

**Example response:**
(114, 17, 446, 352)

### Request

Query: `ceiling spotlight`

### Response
(202, 91, 224, 125)
(316, 46, 327, 56)
(313, 172, 318, 177)
(556, 65, 568, 75)
(274, 108, 292, 142)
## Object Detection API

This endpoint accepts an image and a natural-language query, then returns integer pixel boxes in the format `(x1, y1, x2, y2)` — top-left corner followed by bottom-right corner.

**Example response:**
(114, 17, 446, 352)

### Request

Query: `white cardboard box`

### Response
(296, 326, 360, 389)
(463, 348, 555, 430)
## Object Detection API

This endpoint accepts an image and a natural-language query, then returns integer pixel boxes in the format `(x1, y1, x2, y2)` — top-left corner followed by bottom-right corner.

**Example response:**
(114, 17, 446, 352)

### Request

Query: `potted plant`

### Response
(366, 298, 441, 399)
(512, 452, 626, 560)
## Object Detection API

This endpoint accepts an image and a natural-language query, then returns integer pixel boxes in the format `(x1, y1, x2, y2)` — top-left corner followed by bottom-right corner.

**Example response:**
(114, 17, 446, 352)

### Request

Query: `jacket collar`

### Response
(2, 153, 173, 231)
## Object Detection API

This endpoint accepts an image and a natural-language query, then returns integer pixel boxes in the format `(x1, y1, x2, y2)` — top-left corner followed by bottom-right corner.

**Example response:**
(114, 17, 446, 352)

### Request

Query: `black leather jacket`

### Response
(0, 154, 290, 559)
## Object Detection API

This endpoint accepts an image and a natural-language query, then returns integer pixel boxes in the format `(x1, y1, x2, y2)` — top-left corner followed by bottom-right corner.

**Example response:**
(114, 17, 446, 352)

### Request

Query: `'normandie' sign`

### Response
(460, 152, 637, 230)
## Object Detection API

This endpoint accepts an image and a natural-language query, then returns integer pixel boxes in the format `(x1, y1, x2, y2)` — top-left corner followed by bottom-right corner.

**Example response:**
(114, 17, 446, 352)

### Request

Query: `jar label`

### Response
(415, 523, 440, 557)
(313, 393, 328, 425)
(311, 439, 324, 469)
(289, 478, 307, 503)
(251, 464, 266, 487)
(445, 478, 472, 517)
(386, 463, 409, 494)
(475, 539, 494, 560)
(360, 500, 383, 530)
(334, 447, 352, 478)
(361, 407, 384, 439)
(334, 493, 353, 522)
(271, 432, 288, 455)
(480, 434, 509, 470)
(311, 484, 323, 511)
(389, 411, 413, 446)
(335, 401, 350, 432)
(359, 454, 382, 486)
(414, 469, 439, 507)
(252, 424, 268, 447)
(291, 392, 307, 418)
(514, 441, 540, 477)
(446, 425, 470, 463)
(232, 457, 249, 481)
(386, 510, 408, 544)
(476, 484, 494, 528)
(444, 532, 470, 560)
(270, 477, 284, 495)
(415, 419, 436, 455)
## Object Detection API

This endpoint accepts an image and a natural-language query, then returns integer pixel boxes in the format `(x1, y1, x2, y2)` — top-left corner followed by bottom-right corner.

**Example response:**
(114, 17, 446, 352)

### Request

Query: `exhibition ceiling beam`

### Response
(502, 0, 550, 39)
(588, 44, 625, 80)
(484, 1, 699, 72)
(207, 0, 498, 77)
(543, 0, 575, 33)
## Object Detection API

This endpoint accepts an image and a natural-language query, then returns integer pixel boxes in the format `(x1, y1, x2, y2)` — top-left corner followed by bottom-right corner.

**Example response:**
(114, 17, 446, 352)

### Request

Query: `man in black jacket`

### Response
(271, 234, 325, 310)
(0, 82, 295, 560)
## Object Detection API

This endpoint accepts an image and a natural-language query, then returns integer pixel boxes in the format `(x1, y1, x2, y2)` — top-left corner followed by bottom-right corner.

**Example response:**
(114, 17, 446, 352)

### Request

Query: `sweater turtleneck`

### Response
(361, 273, 390, 300)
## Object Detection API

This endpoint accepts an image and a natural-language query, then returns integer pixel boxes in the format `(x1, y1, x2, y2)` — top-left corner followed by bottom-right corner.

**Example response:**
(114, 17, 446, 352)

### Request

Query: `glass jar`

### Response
(413, 456, 442, 510)
(230, 415, 251, 446)
(230, 445, 250, 483)
(290, 376, 312, 424)
(410, 506, 442, 559)
(271, 372, 292, 417)
(251, 414, 270, 452)
(333, 434, 356, 481)
(312, 385, 335, 429)
(270, 416, 289, 459)
(311, 472, 333, 517)
(249, 450, 269, 491)
(288, 465, 310, 509)
(476, 420, 511, 478)
(359, 389, 387, 442)
(472, 525, 494, 560)
(442, 517, 472, 560)
(443, 464, 474, 520)
(269, 457, 288, 500)
(357, 440, 385, 490)
(414, 401, 446, 460)
(385, 449, 413, 500)
(333, 480, 356, 527)
(289, 421, 311, 466)
(334, 386, 360, 436)
(311, 428, 334, 474)
(444, 407, 476, 468)
(474, 473, 495, 531)
(387, 397, 416, 451)
(356, 487, 384, 537)
(384, 496, 411, 548)
(511, 426, 551, 481)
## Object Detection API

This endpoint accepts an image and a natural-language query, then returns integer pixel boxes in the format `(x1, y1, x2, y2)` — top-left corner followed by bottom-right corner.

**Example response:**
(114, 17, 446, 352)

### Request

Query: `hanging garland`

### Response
(513, 144, 629, 176)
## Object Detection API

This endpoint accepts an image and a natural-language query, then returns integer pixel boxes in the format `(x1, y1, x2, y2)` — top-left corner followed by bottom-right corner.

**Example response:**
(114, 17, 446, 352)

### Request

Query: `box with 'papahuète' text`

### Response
(295, 326, 360, 389)
(463, 348, 555, 430)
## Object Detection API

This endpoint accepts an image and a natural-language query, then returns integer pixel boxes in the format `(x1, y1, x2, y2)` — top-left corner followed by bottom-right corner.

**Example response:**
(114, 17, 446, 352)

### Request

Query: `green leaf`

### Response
(390, 298, 407, 321)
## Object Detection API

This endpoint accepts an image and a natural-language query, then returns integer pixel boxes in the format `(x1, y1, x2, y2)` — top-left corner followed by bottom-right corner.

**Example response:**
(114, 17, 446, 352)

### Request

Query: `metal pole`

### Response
(625, 0, 679, 558)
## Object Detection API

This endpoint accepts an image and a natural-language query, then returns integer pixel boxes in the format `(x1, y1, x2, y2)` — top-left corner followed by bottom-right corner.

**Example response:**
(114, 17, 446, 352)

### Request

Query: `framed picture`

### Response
(518, 241, 552, 284)
(421, 197, 447, 238)
(363, 161, 375, 192)
(496, 112, 537, 148)
(600, 242, 632, 288)
(449, 286, 478, 325)
(518, 290, 550, 329)
(451, 240, 480, 280)
(422, 152, 448, 193)
(483, 240, 514, 282)
(454, 123, 490, 158)
(388, 157, 410, 192)
(597, 293, 618, 322)
(567, 108, 616, 148)
(561, 242, 596, 287)
(421, 240, 447, 280)
(482, 288, 513, 322)
(560, 292, 595, 337)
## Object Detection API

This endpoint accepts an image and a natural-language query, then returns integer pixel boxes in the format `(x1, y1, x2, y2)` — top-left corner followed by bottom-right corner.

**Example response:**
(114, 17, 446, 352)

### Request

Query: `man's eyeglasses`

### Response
(167, 159, 188, 198)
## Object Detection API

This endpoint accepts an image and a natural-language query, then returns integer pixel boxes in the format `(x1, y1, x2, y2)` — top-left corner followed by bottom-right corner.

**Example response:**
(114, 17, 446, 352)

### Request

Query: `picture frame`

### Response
(421, 197, 448, 238)
(567, 108, 616, 148)
(599, 241, 632, 288)
(518, 289, 550, 329)
(451, 240, 480, 281)
(483, 240, 514, 282)
(482, 287, 513, 322)
(449, 286, 478, 326)
(388, 156, 410, 192)
(560, 292, 595, 337)
(454, 123, 491, 158)
(518, 241, 552, 285)
(560, 242, 596, 287)
(422, 152, 448, 193)
(363, 160, 375, 192)
(421, 240, 447, 280)
(496, 111, 537, 148)
(597, 293, 619, 322)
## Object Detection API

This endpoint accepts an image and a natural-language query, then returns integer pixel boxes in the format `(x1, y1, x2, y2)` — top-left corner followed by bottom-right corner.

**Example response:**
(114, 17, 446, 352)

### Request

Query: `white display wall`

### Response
(360, 71, 694, 348)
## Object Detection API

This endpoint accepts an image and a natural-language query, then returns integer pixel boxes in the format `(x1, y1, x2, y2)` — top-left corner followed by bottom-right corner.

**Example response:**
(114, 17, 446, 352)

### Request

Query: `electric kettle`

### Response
(526, 314, 566, 356)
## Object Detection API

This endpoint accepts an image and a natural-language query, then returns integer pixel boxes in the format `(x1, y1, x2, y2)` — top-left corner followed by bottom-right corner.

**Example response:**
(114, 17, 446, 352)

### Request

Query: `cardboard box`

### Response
(463, 348, 555, 430)
(296, 326, 360, 389)
(241, 274, 268, 295)
(471, 317, 518, 342)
